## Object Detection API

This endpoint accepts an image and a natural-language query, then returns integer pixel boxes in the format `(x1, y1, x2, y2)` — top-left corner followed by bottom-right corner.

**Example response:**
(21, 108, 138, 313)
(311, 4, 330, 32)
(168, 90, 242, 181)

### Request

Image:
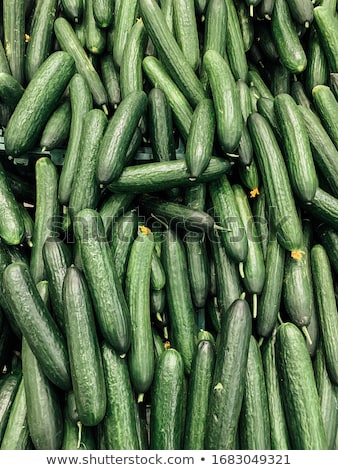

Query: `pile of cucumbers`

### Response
(0, 0, 338, 451)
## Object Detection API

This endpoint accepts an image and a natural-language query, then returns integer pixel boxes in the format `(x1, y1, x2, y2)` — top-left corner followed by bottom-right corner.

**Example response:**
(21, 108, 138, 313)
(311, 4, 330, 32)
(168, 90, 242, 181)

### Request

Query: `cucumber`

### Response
(2, 262, 71, 391)
(203, 49, 243, 154)
(150, 250, 166, 292)
(205, 298, 252, 450)
(185, 98, 216, 179)
(311, 244, 338, 386)
(73, 209, 131, 354)
(93, 0, 114, 28)
(99, 192, 135, 239)
(270, 62, 291, 96)
(113, 0, 139, 69)
(30, 157, 60, 284)
(3, 0, 25, 85)
(0, 72, 24, 111)
(305, 25, 329, 95)
(183, 339, 216, 449)
(4, 51, 75, 157)
(256, 0, 275, 19)
(172, 0, 200, 71)
(312, 84, 338, 149)
(305, 187, 338, 231)
(63, 266, 107, 426)
(317, 224, 338, 276)
(291, 80, 313, 109)
(286, 0, 314, 27)
(275, 321, 328, 449)
(238, 1, 255, 51)
(84, 0, 106, 55)
(68, 108, 108, 219)
(274, 93, 319, 203)
(224, 0, 249, 81)
(247, 112, 304, 254)
(313, 5, 338, 73)
(100, 53, 121, 110)
(271, 0, 307, 74)
(125, 226, 155, 400)
(107, 157, 232, 194)
(150, 348, 185, 450)
(42, 237, 72, 333)
(0, 162, 25, 246)
(96, 90, 148, 185)
(161, 228, 197, 374)
(53, 17, 108, 112)
(61, 414, 96, 450)
(0, 369, 22, 443)
(58, 73, 93, 206)
(40, 99, 71, 152)
(61, 0, 84, 22)
(100, 341, 140, 450)
(25, 0, 58, 82)
(239, 335, 271, 450)
(139, 0, 206, 107)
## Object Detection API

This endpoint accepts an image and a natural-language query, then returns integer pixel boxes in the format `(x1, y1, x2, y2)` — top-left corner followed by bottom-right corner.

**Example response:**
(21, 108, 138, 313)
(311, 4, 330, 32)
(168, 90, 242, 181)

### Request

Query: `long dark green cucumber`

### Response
(313, 338, 338, 449)
(100, 341, 140, 450)
(317, 224, 338, 276)
(313, 6, 338, 73)
(53, 17, 108, 112)
(291, 80, 313, 109)
(63, 266, 107, 426)
(139, 0, 206, 107)
(224, 0, 248, 81)
(61, 0, 84, 22)
(4, 51, 75, 157)
(205, 298, 252, 450)
(93, 0, 114, 28)
(161, 228, 197, 374)
(3, 0, 25, 85)
(239, 335, 271, 450)
(25, 0, 58, 82)
(271, 0, 307, 74)
(286, 0, 314, 27)
(311, 244, 338, 386)
(208, 174, 248, 263)
(107, 157, 232, 194)
(305, 187, 338, 231)
(150, 348, 185, 450)
(305, 25, 329, 95)
(0, 72, 24, 111)
(142, 55, 193, 141)
(40, 99, 71, 152)
(203, 49, 243, 154)
(275, 321, 328, 449)
(0, 162, 24, 246)
(172, 0, 200, 71)
(2, 262, 71, 391)
(125, 226, 155, 400)
(113, 0, 139, 69)
(274, 93, 318, 203)
(22, 333, 63, 450)
(42, 237, 72, 333)
(247, 112, 304, 254)
(261, 333, 291, 450)
(84, 0, 106, 55)
(100, 53, 121, 110)
(183, 339, 215, 449)
(0, 378, 32, 450)
(96, 90, 148, 185)
(0, 369, 22, 443)
(312, 84, 338, 149)
(256, 236, 285, 339)
(30, 157, 60, 284)
(185, 98, 216, 179)
(73, 209, 131, 354)
(58, 73, 93, 206)
(69, 109, 108, 219)
(298, 104, 338, 199)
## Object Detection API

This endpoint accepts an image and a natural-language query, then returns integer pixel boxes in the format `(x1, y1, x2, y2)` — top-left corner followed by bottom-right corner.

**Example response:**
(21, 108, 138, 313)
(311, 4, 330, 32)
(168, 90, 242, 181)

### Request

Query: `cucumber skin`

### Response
(0, 369, 22, 443)
(313, 6, 338, 73)
(4, 51, 75, 157)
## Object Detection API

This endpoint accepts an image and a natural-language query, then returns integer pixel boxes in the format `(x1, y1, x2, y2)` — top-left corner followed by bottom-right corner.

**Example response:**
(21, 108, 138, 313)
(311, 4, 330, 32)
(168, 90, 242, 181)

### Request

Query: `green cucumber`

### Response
(274, 93, 319, 203)
(113, 0, 139, 68)
(247, 112, 304, 254)
(61, 0, 84, 22)
(183, 339, 216, 449)
(150, 348, 185, 450)
(239, 335, 271, 450)
(139, 0, 206, 107)
(0, 72, 24, 111)
(2, 262, 71, 391)
(224, 0, 248, 81)
(53, 17, 108, 112)
(305, 25, 329, 95)
(0, 369, 22, 443)
(68, 109, 108, 219)
(25, 0, 58, 82)
(3, 0, 25, 85)
(73, 209, 131, 354)
(305, 187, 338, 230)
(185, 98, 216, 179)
(4, 51, 75, 157)
(58, 73, 93, 206)
(317, 223, 338, 275)
(256, 0, 275, 19)
(313, 5, 338, 73)
(161, 228, 197, 374)
(271, 0, 307, 74)
(96, 90, 148, 185)
(203, 49, 243, 154)
(100, 341, 140, 450)
(100, 53, 121, 110)
(61, 414, 96, 450)
(205, 298, 252, 450)
(238, 1, 255, 51)
(125, 226, 155, 400)
(84, 0, 106, 55)
(312, 84, 338, 149)
(286, 0, 314, 27)
(150, 251, 166, 291)
(184, 231, 210, 309)
(311, 244, 338, 386)
(172, 0, 200, 71)
(30, 157, 60, 284)
(99, 192, 135, 239)
(93, 0, 114, 28)
(270, 63, 291, 96)
(275, 321, 328, 449)
(40, 99, 71, 152)
(63, 266, 107, 426)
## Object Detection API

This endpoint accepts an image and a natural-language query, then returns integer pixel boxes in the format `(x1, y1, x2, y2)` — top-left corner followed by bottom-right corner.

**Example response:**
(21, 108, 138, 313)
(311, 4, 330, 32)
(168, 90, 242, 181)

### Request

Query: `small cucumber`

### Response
(0, 162, 24, 246)
(3, 0, 25, 85)
(172, 0, 200, 71)
(286, 0, 314, 28)
(312, 84, 338, 149)
(0, 72, 24, 111)
(61, 0, 84, 22)
(113, 0, 139, 69)
(93, 0, 114, 28)
(84, 0, 106, 55)
(40, 99, 71, 152)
